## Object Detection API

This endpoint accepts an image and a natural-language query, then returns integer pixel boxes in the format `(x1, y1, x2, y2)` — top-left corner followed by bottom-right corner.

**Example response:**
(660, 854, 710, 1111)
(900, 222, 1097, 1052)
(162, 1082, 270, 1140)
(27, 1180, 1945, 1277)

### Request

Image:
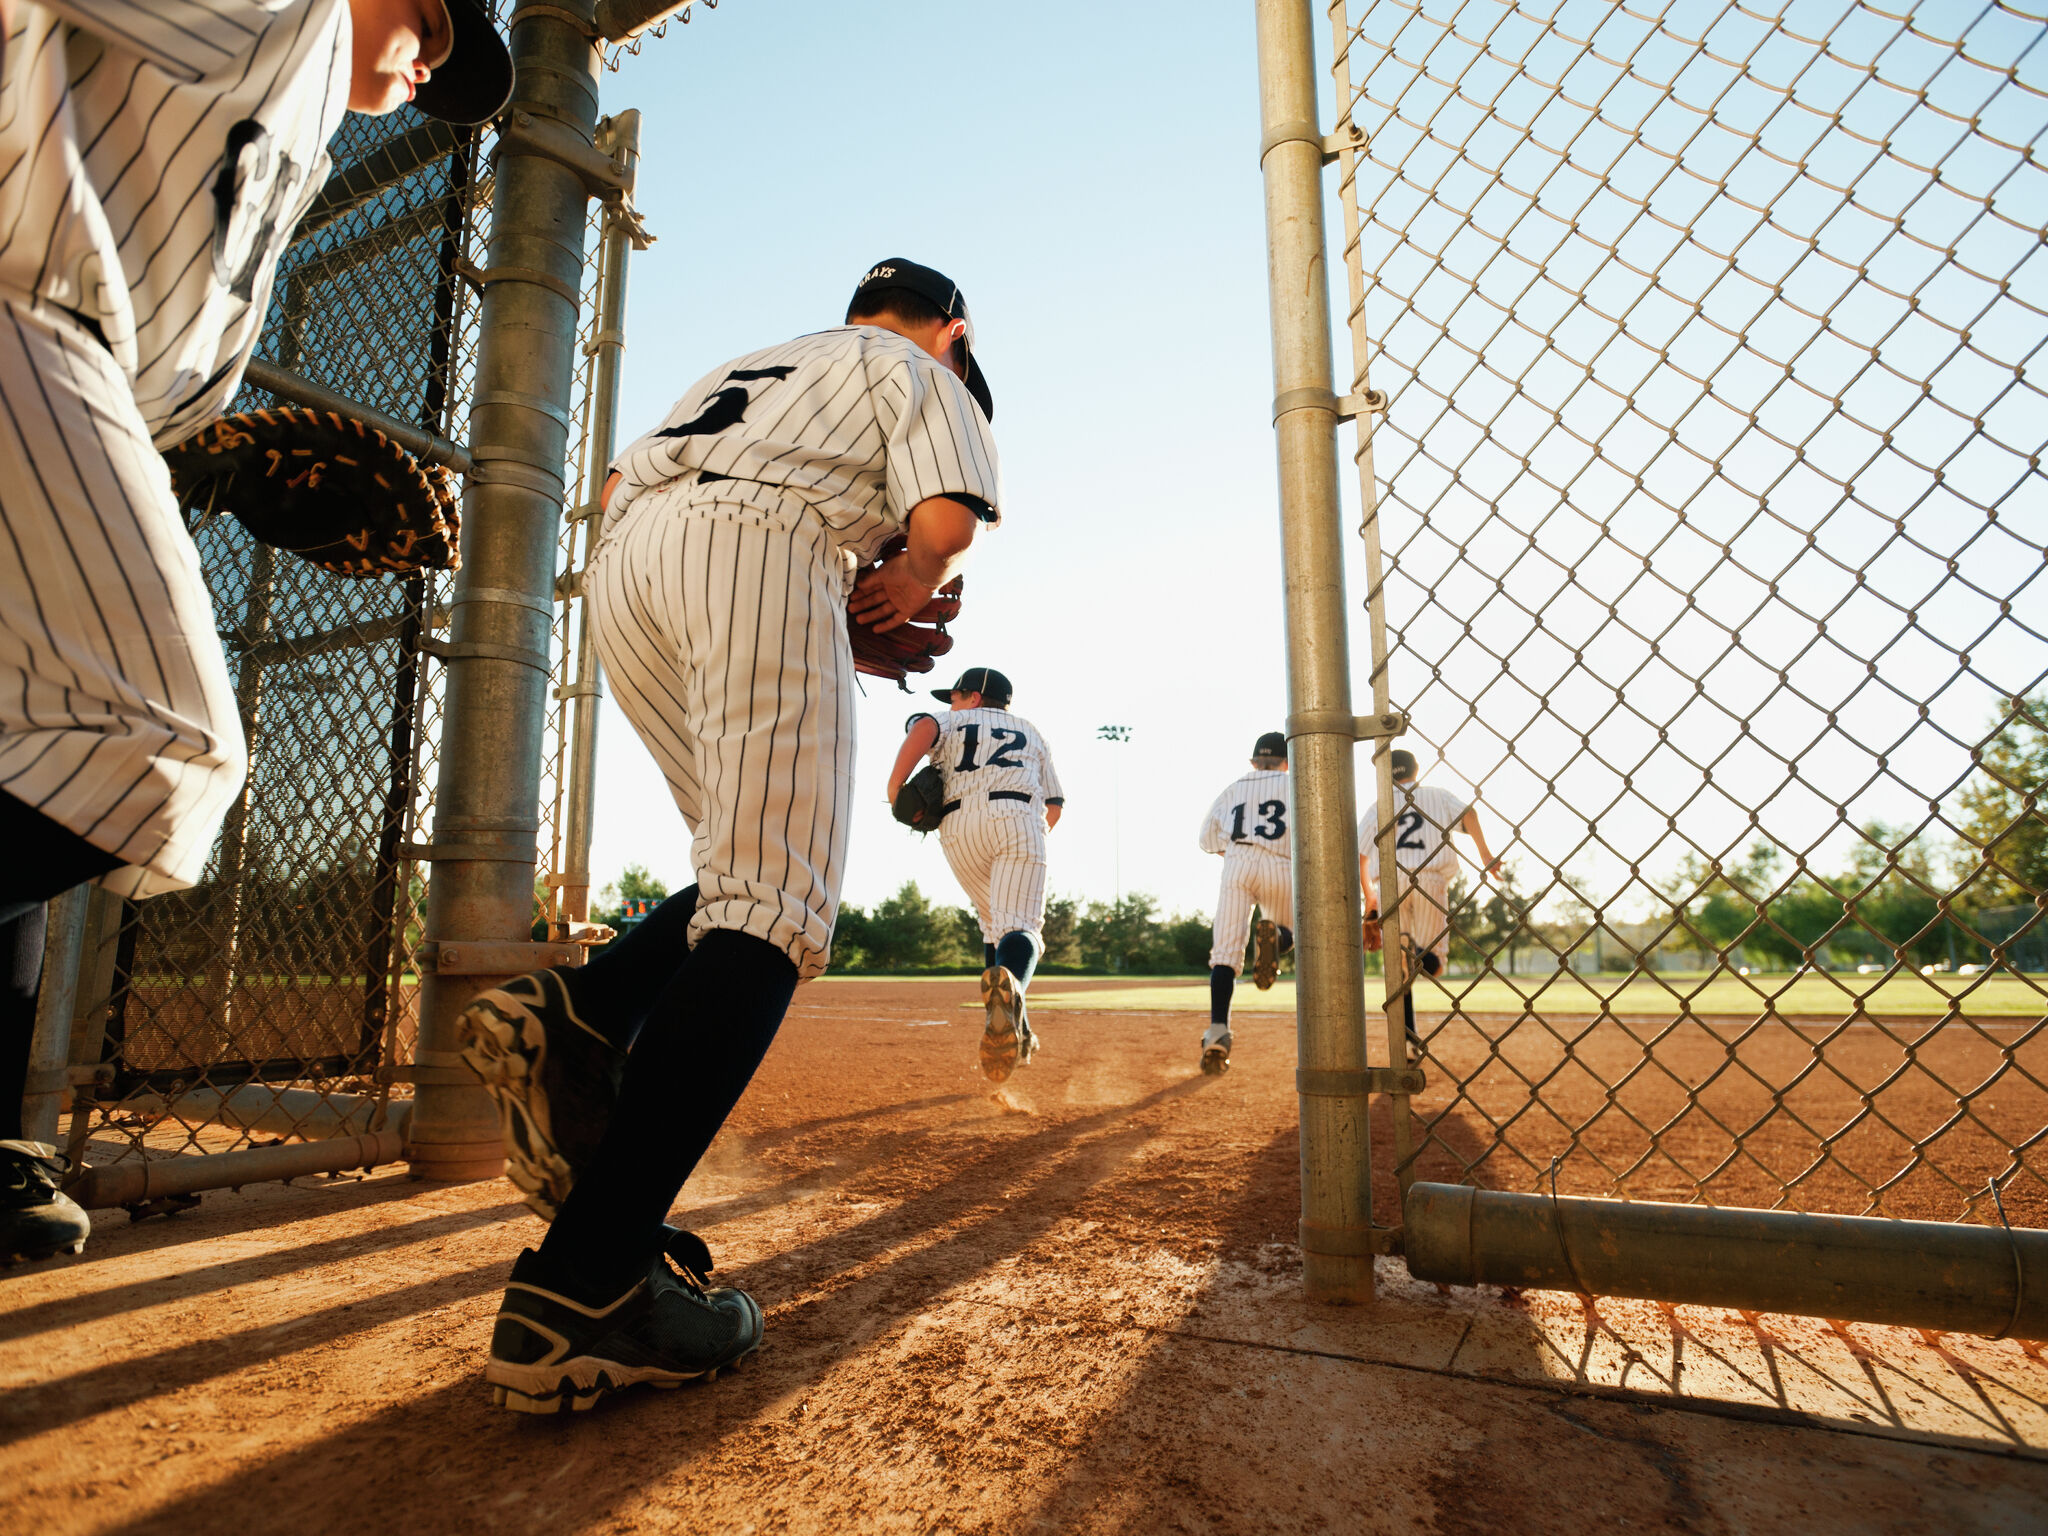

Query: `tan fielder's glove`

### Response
(1361, 908, 1383, 952)
(846, 535, 961, 687)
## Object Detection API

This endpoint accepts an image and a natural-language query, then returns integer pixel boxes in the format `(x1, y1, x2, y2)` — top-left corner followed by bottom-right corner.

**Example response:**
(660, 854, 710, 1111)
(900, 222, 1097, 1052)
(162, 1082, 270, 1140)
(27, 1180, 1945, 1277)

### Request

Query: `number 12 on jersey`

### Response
(957, 724, 1026, 772)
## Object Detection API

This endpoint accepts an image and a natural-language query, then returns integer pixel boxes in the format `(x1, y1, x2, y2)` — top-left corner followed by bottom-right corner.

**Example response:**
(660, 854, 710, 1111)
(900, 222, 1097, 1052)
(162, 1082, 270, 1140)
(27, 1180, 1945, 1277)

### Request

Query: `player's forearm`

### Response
(1463, 809, 1496, 869)
(903, 496, 981, 587)
(1359, 857, 1379, 909)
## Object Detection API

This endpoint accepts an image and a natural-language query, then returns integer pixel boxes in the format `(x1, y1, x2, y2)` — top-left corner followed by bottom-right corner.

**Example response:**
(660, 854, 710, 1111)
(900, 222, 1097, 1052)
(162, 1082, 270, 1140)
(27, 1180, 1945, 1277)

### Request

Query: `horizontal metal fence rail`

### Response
(1327, 0, 2048, 1231)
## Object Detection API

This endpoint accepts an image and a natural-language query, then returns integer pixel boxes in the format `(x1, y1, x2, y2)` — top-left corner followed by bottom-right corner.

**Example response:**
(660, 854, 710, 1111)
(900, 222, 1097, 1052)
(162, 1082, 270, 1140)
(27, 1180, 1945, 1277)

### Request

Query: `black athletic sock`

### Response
(538, 928, 797, 1303)
(560, 885, 700, 1051)
(982, 942, 997, 971)
(1277, 925, 1294, 956)
(0, 902, 49, 1142)
(0, 792, 122, 908)
(1209, 964, 1235, 1025)
(995, 930, 1039, 990)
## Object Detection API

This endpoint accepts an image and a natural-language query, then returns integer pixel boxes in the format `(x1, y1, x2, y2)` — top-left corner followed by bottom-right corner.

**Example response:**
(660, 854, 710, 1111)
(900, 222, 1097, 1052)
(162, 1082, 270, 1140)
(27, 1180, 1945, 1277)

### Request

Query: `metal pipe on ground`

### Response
(122, 1088, 410, 1142)
(1255, 0, 1375, 1304)
(1404, 1182, 2048, 1341)
(69, 1130, 406, 1211)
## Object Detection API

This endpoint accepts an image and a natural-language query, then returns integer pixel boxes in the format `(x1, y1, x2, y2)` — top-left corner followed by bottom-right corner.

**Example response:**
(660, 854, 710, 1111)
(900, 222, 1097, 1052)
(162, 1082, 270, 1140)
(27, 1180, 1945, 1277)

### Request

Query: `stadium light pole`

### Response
(1255, 0, 1376, 1304)
(1097, 725, 1133, 907)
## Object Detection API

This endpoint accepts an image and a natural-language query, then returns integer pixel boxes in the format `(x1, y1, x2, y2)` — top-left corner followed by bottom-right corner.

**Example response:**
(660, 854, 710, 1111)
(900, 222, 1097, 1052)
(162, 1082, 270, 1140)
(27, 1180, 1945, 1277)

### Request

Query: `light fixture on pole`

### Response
(1097, 725, 1133, 906)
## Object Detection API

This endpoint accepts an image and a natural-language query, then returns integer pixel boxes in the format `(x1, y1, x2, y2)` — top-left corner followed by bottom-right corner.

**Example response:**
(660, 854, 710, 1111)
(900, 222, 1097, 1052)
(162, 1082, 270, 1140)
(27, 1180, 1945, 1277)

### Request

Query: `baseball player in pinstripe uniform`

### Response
(1195, 731, 1294, 1074)
(885, 666, 1063, 1084)
(1361, 748, 1500, 1061)
(459, 258, 1003, 1411)
(0, 0, 510, 1266)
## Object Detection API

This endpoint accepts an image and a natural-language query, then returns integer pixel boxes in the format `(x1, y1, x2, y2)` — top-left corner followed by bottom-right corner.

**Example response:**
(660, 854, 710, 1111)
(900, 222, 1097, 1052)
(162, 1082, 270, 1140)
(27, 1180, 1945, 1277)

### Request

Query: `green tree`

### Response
(1954, 692, 2047, 906)
(593, 862, 671, 927)
(1076, 893, 1180, 973)
(1166, 911, 1213, 972)
(1040, 895, 1082, 967)
(833, 881, 972, 970)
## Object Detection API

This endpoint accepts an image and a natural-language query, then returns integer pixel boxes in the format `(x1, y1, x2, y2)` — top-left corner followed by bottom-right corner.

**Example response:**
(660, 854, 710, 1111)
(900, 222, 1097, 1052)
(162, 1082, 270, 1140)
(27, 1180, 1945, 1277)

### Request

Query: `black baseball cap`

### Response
(933, 666, 1011, 705)
(413, 0, 515, 127)
(848, 258, 995, 423)
(1253, 732, 1288, 762)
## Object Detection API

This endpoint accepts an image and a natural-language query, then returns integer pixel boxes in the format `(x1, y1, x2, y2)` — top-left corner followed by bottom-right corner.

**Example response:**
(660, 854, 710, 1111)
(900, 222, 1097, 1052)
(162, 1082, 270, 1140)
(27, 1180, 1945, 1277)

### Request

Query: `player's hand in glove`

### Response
(847, 536, 962, 685)
(165, 406, 461, 577)
(1361, 908, 1383, 952)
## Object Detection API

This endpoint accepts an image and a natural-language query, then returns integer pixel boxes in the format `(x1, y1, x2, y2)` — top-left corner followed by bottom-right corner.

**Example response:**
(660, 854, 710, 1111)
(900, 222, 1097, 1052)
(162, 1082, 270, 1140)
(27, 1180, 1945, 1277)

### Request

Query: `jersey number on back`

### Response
(654, 365, 797, 441)
(957, 725, 1025, 772)
(1395, 809, 1426, 850)
(1230, 800, 1286, 841)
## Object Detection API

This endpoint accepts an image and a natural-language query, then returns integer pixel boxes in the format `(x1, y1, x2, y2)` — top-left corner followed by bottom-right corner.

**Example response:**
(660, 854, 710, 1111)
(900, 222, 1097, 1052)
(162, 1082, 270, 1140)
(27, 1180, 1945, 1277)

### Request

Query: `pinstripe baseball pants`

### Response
(1389, 863, 1453, 961)
(940, 798, 1048, 942)
(1209, 845, 1292, 971)
(587, 486, 855, 980)
(0, 298, 246, 899)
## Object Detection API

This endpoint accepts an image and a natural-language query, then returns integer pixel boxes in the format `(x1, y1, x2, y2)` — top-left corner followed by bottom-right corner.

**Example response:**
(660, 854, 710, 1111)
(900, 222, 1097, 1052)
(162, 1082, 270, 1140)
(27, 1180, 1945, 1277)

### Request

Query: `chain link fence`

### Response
(1329, 0, 2048, 1227)
(56, 87, 618, 1186)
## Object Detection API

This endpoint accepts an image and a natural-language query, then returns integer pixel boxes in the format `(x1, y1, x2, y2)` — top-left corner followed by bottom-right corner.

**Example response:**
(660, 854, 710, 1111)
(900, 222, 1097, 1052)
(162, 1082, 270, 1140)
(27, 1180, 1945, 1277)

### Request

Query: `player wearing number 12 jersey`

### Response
(888, 666, 1063, 1085)
(1195, 732, 1296, 1074)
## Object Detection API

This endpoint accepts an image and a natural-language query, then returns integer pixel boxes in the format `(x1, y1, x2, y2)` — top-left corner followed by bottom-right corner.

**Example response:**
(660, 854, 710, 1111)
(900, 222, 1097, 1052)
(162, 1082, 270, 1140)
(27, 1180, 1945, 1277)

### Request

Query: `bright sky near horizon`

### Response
(579, 0, 2046, 924)
(586, 0, 1296, 919)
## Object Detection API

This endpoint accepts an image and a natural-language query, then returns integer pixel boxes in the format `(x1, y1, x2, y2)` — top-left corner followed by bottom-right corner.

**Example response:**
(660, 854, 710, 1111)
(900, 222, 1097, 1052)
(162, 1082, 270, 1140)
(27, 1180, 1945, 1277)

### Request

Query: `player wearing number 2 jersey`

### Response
(888, 666, 1063, 1085)
(1195, 732, 1295, 1074)
(1360, 748, 1500, 1063)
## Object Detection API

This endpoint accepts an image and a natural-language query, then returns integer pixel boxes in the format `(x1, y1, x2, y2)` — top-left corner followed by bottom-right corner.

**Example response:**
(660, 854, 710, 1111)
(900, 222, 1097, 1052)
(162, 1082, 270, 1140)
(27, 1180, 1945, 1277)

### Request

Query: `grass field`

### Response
(1020, 972, 2047, 1016)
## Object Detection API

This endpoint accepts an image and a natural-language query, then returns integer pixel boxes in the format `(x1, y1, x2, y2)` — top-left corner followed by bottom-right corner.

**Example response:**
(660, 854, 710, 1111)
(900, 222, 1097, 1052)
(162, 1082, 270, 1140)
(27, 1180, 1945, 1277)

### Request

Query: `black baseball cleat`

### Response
(1016, 994, 1042, 1067)
(485, 1235, 762, 1414)
(0, 1141, 90, 1265)
(1252, 919, 1281, 990)
(1405, 1026, 1426, 1066)
(980, 965, 1025, 1083)
(459, 968, 624, 1222)
(1200, 1024, 1233, 1076)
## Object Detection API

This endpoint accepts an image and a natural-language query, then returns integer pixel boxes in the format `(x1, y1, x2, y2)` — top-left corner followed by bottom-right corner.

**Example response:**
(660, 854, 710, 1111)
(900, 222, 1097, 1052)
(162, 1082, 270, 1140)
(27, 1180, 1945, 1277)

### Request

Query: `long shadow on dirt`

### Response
(61, 1077, 1219, 1533)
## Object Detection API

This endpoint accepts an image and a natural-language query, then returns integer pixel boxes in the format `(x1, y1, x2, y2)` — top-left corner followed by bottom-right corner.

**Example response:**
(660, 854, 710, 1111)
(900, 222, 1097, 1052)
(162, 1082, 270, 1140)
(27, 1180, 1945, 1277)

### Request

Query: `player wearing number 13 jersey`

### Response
(1195, 732, 1296, 1074)
(888, 666, 1062, 1085)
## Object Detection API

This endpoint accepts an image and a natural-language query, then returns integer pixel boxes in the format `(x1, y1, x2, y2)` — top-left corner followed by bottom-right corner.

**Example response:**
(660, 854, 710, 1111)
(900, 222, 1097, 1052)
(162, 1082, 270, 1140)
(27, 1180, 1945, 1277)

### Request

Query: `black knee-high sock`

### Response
(1209, 964, 1234, 1025)
(982, 942, 997, 971)
(1277, 925, 1294, 956)
(539, 928, 797, 1300)
(561, 885, 700, 1051)
(995, 930, 1039, 990)
(1, 903, 49, 1142)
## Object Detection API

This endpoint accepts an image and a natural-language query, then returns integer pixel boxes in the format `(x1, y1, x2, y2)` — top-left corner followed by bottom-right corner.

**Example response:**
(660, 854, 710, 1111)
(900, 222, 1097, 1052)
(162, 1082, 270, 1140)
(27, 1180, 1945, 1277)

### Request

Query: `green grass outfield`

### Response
(1003, 972, 2047, 1017)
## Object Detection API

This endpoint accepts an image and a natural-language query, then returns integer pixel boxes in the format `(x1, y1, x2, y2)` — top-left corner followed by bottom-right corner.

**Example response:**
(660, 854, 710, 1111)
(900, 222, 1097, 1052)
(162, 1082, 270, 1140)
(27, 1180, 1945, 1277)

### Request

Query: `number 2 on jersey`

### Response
(1395, 809, 1425, 850)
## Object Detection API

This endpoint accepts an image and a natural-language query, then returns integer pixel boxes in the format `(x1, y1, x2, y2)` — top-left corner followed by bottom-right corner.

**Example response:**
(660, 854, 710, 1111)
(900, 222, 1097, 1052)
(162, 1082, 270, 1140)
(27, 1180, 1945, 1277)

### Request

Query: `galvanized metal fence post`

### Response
(408, 1, 606, 1180)
(553, 109, 643, 931)
(1254, 0, 1376, 1304)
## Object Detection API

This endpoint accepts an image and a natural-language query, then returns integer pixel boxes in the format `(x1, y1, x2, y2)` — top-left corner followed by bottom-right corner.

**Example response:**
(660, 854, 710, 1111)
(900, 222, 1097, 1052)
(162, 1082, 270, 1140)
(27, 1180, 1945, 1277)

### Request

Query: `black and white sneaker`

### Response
(0, 1140, 90, 1265)
(980, 965, 1024, 1083)
(1200, 1023, 1233, 1076)
(459, 968, 624, 1222)
(486, 1236, 763, 1414)
(1405, 1026, 1425, 1066)
(1017, 995, 1041, 1067)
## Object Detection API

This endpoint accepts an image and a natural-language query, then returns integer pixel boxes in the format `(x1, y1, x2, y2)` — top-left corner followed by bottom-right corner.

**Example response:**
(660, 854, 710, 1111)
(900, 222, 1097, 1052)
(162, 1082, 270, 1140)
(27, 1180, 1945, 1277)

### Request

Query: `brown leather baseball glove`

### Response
(165, 406, 461, 577)
(1362, 908, 1383, 952)
(847, 535, 961, 687)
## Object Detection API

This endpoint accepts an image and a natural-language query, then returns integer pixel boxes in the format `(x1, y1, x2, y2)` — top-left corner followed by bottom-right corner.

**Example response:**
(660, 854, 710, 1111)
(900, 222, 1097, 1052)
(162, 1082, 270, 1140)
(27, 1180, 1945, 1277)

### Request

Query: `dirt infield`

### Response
(3, 978, 2046, 1534)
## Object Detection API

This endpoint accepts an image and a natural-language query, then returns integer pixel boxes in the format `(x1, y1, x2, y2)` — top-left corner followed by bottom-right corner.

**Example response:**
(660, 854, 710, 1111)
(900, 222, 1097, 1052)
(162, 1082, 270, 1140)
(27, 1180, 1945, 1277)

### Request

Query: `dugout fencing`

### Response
(1257, 0, 2047, 1305)
(24, 6, 661, 1210)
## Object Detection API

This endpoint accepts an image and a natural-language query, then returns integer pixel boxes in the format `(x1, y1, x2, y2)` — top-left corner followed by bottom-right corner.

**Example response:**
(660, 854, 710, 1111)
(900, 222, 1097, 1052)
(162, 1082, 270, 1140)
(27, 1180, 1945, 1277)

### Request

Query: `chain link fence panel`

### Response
(1328, 0, 2048, 1227)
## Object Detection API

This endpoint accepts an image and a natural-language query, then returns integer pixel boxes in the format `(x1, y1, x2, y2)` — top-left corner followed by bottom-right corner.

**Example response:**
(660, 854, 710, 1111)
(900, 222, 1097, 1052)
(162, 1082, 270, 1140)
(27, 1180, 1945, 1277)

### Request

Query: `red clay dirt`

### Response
(2, 977, 2044, 1534)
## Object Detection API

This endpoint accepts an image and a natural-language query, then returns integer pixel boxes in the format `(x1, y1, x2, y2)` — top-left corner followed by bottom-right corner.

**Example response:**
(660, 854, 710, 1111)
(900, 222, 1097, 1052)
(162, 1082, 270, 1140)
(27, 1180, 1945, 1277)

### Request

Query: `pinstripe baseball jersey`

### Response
(1199, 769, 1290, 861)
(918, 707, 1062, 808)
(1362, 782, 1470, 876)
(0, 1, 351, 444)
(605, 326, 1002, 565)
